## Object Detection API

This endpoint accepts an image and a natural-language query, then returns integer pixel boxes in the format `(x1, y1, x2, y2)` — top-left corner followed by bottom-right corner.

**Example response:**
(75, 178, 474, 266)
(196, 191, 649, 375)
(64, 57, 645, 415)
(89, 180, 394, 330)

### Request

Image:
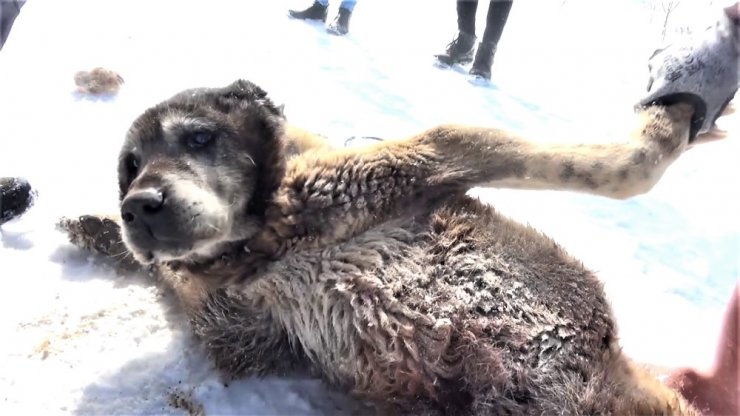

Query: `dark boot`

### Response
(288, 1, 328, 22)
(435, 31, 476, 66)
(0, 177, 35, 226)
(469, 41, 496, 80)
(327, 7, 352, 35)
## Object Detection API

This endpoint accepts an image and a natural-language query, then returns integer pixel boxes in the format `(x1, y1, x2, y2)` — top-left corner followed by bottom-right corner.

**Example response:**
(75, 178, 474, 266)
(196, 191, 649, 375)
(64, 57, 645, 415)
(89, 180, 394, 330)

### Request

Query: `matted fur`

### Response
(59, 79, 703, 415)
(74, 67, 125, 95)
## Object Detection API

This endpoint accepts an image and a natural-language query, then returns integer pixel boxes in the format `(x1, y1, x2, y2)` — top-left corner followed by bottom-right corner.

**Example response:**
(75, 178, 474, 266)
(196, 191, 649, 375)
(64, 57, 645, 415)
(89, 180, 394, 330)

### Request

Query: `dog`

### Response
(56, 76, 718, 414)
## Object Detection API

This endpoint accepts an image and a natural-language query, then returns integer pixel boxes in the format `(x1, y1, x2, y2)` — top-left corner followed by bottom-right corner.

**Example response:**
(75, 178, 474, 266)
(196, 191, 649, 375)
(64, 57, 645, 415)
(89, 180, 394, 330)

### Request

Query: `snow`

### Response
(0, 0, 737, 414)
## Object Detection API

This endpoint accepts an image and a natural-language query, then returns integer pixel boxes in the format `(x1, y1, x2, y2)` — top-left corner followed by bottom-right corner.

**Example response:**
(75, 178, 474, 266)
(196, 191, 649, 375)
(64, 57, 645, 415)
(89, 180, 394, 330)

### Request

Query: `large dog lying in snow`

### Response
(54, 83, 707, 415)
(57, 9, 737, 415)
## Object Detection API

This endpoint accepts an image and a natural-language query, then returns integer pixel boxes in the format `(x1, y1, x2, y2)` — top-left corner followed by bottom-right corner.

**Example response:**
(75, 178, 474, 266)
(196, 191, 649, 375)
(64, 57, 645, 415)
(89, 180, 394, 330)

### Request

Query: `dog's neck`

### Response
(171, 245, 273, 292)
(166, 213, 283, 287)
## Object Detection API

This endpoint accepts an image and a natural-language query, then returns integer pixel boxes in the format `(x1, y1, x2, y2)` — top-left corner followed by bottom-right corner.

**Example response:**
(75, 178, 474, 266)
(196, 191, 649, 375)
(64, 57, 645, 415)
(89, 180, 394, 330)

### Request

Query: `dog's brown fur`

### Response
(58, 80, 703, 415)
(74, 67, 124, 95)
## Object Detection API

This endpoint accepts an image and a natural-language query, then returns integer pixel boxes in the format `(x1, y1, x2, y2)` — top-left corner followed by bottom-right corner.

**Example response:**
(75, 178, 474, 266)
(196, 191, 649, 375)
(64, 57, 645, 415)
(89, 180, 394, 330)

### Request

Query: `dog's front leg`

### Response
(256, 103, 694, 253)
(426, 103, 695, 199)
(56, 214, 141, 272)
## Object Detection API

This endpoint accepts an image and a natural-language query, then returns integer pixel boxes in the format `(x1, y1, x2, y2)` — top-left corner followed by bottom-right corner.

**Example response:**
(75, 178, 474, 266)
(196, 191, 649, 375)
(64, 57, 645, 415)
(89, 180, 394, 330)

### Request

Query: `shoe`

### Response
(288, 1, 328, 21)
(327, 7, 352, 35)
(435, 31, 476, 66)
(469, 41, 496, 80)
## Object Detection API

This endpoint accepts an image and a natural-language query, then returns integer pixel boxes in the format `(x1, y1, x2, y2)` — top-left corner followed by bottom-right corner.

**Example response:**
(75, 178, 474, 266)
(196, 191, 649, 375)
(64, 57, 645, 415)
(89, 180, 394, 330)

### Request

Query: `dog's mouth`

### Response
(119, 194, 232, 265)
(122, 223, 210, 264)
(118, 189, 256, 266)
(126, 239, 194, 265)
(124, 225, 236, 266)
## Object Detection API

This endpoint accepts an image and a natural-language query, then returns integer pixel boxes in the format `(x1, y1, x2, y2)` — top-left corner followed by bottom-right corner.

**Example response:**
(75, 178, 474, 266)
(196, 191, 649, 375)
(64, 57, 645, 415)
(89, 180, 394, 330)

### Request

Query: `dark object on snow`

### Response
(74, 67, 125, 96)
(288, 1, 328, 22)
(436, 0, 513, 79)
(638, 5, 739, 141)
(0, 177, 35, 226)
(435, 31, 476, 66)
(327, 7, 352, 35)
(469, 41, 497, 80)
(0, 0, 26, 50)
(289, 0, 357, 35)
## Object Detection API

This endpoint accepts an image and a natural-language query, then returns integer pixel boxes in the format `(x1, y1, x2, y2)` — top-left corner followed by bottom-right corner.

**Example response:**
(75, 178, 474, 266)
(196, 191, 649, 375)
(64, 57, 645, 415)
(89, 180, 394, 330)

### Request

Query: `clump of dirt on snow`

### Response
(73, 67, 125, 95)
(168, 389, 205, 416)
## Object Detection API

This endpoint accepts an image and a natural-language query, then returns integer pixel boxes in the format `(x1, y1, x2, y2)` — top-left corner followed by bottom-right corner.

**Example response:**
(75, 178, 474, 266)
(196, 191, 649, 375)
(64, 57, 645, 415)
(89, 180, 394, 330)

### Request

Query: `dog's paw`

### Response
(56, 215, 140, 271)
(56, 214, 121, 254)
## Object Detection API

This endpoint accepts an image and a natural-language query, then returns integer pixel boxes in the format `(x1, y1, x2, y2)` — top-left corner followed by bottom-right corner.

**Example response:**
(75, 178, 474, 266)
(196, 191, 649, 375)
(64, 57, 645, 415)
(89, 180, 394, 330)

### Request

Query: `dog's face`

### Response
(117, 80, 286, 265)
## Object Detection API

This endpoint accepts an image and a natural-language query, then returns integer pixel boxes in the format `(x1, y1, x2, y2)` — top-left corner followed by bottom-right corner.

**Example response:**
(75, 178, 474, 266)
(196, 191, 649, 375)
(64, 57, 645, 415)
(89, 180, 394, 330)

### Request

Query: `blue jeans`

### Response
(317, 0, 357, 12)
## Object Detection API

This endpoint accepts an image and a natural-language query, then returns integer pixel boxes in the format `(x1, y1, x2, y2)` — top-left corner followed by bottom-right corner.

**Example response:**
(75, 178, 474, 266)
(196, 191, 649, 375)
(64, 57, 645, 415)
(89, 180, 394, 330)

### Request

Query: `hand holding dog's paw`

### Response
(693, 101, 737, 145)
(637, 4, 738, 140)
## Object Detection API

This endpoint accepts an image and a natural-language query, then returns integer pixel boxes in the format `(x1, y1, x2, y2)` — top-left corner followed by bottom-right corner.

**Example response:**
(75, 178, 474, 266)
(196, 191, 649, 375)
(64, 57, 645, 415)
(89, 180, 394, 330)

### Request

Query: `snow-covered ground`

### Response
(0, 0, 737, 414)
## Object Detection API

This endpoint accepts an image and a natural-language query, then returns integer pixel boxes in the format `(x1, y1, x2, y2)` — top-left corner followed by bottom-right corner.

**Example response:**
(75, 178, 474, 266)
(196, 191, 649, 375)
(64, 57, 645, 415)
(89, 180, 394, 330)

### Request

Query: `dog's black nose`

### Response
(121, 188, 165, 224)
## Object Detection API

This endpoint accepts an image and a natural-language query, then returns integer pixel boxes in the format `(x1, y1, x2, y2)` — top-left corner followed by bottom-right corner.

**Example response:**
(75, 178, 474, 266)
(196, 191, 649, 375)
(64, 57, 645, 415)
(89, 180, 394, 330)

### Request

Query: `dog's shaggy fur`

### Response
(74, 67, 124, 95)
(59, 79, 704, 415)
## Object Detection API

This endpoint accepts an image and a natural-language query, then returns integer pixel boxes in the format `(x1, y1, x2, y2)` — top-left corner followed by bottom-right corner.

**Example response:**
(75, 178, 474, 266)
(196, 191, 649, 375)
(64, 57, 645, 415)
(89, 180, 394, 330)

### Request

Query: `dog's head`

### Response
(118, 80, 286, 265)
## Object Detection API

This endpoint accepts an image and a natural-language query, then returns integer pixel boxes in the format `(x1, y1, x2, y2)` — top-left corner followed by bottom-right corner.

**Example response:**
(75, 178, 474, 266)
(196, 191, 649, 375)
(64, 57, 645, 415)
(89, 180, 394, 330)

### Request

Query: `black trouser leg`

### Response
(482, 0, 513, 45)
(0, 0, 26, 49)
(457, 0, 479, 35)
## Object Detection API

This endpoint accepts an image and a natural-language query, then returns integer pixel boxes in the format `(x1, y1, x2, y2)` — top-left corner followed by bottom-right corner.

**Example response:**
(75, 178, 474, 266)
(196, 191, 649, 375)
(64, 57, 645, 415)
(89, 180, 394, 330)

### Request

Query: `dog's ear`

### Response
(215, 79, 283, 118)
(216, 81, 287, 216)
(219, 79, 268, 101)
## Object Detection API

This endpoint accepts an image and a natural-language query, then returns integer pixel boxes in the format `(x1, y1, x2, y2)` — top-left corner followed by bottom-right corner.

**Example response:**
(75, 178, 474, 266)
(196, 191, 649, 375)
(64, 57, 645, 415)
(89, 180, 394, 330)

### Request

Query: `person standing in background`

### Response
(435, 0, 514, 81)
(289, 0, 358, 36)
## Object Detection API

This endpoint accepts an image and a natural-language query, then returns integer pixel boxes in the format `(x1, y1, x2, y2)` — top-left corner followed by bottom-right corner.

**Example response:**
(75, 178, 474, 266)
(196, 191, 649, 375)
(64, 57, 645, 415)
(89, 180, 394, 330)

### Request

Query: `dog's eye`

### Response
(187, 132, 214, 149)
(126, 154, 139, 177)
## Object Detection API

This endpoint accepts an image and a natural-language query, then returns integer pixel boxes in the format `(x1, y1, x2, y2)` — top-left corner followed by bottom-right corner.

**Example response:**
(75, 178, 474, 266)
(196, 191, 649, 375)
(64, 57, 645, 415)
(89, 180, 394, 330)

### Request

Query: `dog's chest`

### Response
(261, 222, 431, 374)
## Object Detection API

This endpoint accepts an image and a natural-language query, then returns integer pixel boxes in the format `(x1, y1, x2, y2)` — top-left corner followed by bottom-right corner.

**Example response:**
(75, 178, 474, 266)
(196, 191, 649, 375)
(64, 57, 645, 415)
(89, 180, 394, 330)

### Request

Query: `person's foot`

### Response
(469, 41, 497, 80)
(326, 7, 352, 35)
(0, 177, 35, 226)
(435, 31, 476, 66)
(288, 1, 328, 21)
